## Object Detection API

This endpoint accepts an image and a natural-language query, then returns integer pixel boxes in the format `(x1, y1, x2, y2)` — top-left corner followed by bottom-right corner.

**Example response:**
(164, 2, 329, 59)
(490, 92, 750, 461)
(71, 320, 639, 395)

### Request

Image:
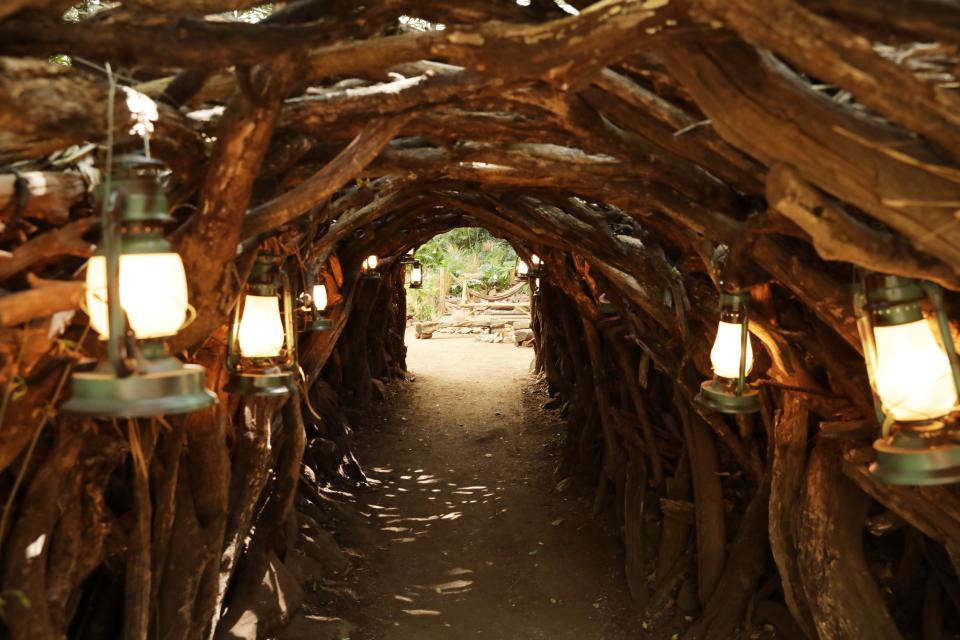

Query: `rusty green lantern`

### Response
(696, 291, 760, 414)
(361, 254, 380, 279)
(408, 260, 423, 289)
(298, 266, 332, 332)
(224, 253, 296, 396)
(854, 272, 960, 486)
(63, 154, 216, 417)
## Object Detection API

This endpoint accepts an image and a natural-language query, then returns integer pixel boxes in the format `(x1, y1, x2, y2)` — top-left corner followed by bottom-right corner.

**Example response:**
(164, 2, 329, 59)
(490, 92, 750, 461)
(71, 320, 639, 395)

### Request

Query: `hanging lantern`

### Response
(64, 155, 216, 417)
(361, 254, 380, 279)
(224, 253, 296, 396)
(854, 273, 960, 485)
(695, 291, 760, 414)
(515, 257, 530, 280)
(298, 268, 332, 332)
(409, 260, 423, 289)
(530, 254, 543, 277)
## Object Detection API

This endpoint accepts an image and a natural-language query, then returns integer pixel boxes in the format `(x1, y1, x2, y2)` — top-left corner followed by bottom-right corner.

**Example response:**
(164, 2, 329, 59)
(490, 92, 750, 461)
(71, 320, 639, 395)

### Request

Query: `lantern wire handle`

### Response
(921, 281, 960, 402)
(102, 63, 134, 378)
(737, 297, 748, 398)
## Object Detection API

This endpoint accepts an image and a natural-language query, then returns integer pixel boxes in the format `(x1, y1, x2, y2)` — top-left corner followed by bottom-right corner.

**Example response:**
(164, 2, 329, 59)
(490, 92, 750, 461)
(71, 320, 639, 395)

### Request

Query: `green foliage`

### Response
(405, 228, 519, 321)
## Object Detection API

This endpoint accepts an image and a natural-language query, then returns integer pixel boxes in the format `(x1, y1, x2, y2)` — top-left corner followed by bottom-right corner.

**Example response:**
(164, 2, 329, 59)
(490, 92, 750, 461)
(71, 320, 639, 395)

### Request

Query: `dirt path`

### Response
(307, 330, 642, 639)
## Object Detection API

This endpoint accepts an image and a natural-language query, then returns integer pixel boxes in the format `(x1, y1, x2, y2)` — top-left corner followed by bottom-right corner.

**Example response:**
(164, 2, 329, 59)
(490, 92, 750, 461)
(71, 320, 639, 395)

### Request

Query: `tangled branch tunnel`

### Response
(1, 0, 960, 638)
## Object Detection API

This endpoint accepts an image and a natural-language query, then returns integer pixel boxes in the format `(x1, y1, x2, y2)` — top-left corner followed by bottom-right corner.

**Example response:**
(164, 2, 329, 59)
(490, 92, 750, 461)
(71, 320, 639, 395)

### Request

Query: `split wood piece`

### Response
(843, 446, 960, 576)
(586, 70, 765, 196)
(121, 0, 265, 12)
(241, 114, 413, 244)
(796, 438, 901, 639)
(0, 0, 684, 81)
(0, 275, 83, 328)
(0, 424, 83, 640)
(695, 0, 960, 162)
(172, 56, 299, 352)
(801, 0, 960, 44)
(123, 424, 157, 640)
(654, 451, 692, 591)
(209, 396, 286, 638)
(0, 171, 85, 224)
(767, 391, 818, 637)
(665, 41, 960, 278)
(623, 445, 648, 603)
(682, 478, 770, 640)
(0, 217, 96, 282)
(148, 417, 187, 608)
(675, 394, 725, 608)
(767, 163, 960, 290)
(613, 341, 665, 487)
(0, 58, 203, 181)
(155, 360, 231, 636)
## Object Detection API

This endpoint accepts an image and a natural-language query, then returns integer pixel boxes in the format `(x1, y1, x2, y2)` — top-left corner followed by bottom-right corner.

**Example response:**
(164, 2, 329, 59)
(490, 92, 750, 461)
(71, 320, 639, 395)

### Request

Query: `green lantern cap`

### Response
(864, 274, 925, 326)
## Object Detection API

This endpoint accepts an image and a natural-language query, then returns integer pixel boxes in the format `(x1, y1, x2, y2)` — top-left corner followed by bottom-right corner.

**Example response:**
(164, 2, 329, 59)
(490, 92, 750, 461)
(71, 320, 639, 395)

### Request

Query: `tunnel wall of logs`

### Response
(2, 0, 960, 638)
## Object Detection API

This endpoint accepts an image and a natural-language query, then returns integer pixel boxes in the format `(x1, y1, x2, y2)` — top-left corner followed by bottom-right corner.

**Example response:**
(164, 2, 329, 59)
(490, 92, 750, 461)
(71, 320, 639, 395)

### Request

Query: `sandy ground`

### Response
(299, 329, 643, 640)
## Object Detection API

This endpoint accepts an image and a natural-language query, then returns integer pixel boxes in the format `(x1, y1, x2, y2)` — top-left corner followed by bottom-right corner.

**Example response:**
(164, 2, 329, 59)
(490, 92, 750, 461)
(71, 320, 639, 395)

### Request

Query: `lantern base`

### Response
(361, 272, 381, 280)
(306, 317, 333, 332)
(696, 379, 760, 414)
(63, 362, 216, 417)
(224, 370, 293, 397)
(409, 283, 422, 289)
(870, 426, 960, 486)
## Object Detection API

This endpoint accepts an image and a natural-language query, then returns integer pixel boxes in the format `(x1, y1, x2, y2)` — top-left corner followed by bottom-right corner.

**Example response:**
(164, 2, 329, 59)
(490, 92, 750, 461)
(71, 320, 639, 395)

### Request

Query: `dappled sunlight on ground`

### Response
(301, 331, 640, 639)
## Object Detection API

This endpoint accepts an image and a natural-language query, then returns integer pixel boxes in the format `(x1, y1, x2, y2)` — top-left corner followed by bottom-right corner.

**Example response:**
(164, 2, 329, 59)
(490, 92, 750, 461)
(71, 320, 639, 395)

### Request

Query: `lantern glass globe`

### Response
(411, 266, 423, 285)
(710, 321, 754, 379)
(873, 319, 958, 421)
(237, 295, 285, 358)
(86, 253, 189, 340)
(312, 284, 328, 311)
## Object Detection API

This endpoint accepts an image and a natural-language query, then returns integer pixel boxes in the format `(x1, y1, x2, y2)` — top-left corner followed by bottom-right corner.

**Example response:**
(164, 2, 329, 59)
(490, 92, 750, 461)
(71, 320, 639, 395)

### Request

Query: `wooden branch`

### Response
(241, 114, 412, 243)
(801, 0, 960, 44)
(665, 42, 960, 276)
(1, 0, 684, 81)
(0, 275, 83, 328)
(587, 69, 765, 195)
(0, 217, 96, 282)
(279, 70, 506, 131)
(683, 478, 770, 640)
(120, 0, 265, 12)
(0, 0, 63, 21)
(0, 171, 86, 223)
(767, 163, 960, 290)
(696, 0, 960, 161)
(0, 59, 204, 181)
(0, 16, 343, 69)
(172, 57, 299, 352)
(844, 446, 960, 574)
(796, 438, 901, 639)
(750, 235, 860, 349)
(767, 391, 817, 637)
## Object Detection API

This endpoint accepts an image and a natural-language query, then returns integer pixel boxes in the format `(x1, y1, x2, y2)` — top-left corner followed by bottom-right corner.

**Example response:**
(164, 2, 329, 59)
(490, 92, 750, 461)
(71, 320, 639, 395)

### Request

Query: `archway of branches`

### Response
(1, 1, 960, 639)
